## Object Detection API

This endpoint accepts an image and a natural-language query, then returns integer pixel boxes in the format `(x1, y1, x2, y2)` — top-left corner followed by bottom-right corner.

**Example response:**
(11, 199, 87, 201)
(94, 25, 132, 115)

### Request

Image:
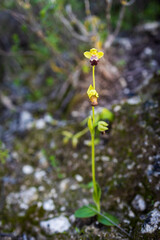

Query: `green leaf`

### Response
(46, 77, 54, 86)
(100, 108, 114, 122)
(93, 182, 101, 205)
(72, 137, 78, 148)
(62, 131, 73, 138)
(63, 136, 69, 144)
(74, 204, 97, 218)
(84, 138, 99, 147)
(80, 181, 93, 189)
(98, 212, 119, 226)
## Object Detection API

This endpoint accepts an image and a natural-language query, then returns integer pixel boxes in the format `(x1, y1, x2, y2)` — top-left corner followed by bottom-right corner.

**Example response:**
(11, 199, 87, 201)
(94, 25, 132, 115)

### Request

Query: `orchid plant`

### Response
(74, 48, 120, 228)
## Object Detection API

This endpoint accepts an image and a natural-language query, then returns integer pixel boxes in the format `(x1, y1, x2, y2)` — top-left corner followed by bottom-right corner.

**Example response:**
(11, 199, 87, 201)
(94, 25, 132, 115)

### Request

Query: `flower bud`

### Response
(98, 121, 108, 132)
(87, 85, 99, 107)
(90, 96, 98, 106)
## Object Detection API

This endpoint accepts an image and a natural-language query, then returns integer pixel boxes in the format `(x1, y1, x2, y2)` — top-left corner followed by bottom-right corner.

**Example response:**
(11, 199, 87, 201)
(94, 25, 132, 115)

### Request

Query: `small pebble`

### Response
(113, 105, 121, 112)
(35, 119, 46, 129)
(34, 170, 46, 182)
(75, 174, 83, 182)
(43, 199, 55, 211)
(59, 178, 70, 193)
(132, 194, 146, 211)
(101, 156, 110, 162)
(22, 165, 34, 175)
(44, 114, 53, 123)
(127, 96, 141, 105)
(40, 216, 71, 234)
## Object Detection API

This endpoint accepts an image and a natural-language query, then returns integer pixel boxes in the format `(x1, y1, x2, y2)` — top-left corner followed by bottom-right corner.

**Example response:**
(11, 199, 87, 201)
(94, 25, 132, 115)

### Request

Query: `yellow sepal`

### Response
(84, 51, 92, 59)
(90, 48, 98, 55)
(97, 51, 104, 59)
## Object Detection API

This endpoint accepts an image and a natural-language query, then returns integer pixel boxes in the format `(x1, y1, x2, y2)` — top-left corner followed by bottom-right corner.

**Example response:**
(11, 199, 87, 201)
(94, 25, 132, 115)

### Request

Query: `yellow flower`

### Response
(84, 48, 104, 66)
(87, 85, 99, 106)
(87, 85, 99, 98)
(120, 0, 128, 5)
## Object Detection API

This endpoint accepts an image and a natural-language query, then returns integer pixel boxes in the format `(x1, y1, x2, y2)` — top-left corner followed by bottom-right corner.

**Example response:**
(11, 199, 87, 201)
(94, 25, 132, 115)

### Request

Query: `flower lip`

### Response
(90, 55, 98, 61)
(90, 59, 98, 66)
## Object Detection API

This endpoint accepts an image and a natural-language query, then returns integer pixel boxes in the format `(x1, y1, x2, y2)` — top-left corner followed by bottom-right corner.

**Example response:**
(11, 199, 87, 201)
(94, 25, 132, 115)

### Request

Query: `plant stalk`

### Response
(91, 66, 100, 212)
(92, 65, 95, 89)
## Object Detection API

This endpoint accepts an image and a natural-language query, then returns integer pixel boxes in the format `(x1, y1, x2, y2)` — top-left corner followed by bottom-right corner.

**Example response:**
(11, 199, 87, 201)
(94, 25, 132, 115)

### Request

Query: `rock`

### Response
(128, 209, 135, 218)
(50, 140, 56, 149)
(35, 119, 46, 129)
(116, 38, 132, 50)
(70, 183, 79, 190)
(34, 170, 46, 182)
(141, 47, 153, 59)
(127, 96, 141, 105)
(59, 178, 70, 193)
(60, 206, 66, 212)
(101, 156, 110, 162)
(143, 47, 152, 56)
(40, 216, 71, 234)
(43, 199, 55, 211)
(37, 151, 48, 168)
(137, 22, 160, 32)
(69, 214, 76, 223)
(44, 114, 53, 124)
(19, 111, 33, 131)
(153, 157, 160, 177)
(49, 188, 58, 198)
(132, 194, 146, 211)
(38, 186, 45, 192)
(7, 187, 38, 210)
(113, 105, 121, 112)
(150, 60, 158, 70)
(141, 208, 160, 234)
(75, 174, 83, 182)
(73, 152, 78, 159)
(22, 165, 34, 175)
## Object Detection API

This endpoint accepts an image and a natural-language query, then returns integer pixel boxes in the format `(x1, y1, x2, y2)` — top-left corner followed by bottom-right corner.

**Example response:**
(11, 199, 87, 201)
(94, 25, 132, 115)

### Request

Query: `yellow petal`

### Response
(84, 51, 92, 59)
(90, 48, 98, 55)
(97, 51, 104, 59)
(120, 0, 127, 5)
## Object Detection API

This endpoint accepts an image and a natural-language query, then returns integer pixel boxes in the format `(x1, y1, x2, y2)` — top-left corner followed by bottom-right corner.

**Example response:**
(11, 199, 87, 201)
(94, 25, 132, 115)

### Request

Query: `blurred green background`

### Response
(0, 0, 160, 116)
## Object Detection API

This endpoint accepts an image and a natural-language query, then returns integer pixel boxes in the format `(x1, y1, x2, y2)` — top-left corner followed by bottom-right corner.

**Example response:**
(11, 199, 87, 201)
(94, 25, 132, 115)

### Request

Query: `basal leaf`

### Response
(98, 212, 119, 226)
(100, 108, 114, 122)
(74, 204, 97, 218)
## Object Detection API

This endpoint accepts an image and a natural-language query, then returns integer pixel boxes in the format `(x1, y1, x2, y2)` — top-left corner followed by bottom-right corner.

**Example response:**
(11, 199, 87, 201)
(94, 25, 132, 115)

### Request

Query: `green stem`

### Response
(92, 65, 95, 89)
(91, 66, 100, 212)
(91, 107, 96, 189)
